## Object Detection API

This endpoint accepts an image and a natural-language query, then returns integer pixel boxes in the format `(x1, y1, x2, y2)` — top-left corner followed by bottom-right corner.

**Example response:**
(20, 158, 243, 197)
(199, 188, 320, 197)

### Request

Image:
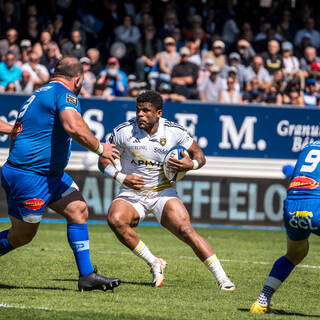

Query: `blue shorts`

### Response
(1, 162, 78, 223)
(283, 198, 320, 241)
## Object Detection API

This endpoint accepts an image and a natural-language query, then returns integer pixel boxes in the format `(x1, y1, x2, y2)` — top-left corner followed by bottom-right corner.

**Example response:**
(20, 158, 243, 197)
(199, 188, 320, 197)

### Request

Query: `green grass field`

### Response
(0, 222, 320, 320)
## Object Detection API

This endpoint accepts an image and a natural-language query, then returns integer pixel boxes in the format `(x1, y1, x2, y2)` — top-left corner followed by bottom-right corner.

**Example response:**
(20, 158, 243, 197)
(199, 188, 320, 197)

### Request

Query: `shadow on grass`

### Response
(121, 281, 153, 287)
(0, 283, 72, 291)
(52, 278, 77, 282)
(238, 308, 320, 317)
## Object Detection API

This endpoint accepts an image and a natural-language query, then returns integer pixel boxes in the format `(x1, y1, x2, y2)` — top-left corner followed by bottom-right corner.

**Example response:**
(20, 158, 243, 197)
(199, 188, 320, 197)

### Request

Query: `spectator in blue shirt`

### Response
(97, 57, 128, 96)
(0, 51, 22, 90)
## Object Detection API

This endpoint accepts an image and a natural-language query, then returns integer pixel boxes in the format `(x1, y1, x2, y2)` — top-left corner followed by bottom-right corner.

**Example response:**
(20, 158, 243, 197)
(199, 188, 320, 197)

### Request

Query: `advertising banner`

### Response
(0, 94, 318, 159)
(0, 170, 288, 226)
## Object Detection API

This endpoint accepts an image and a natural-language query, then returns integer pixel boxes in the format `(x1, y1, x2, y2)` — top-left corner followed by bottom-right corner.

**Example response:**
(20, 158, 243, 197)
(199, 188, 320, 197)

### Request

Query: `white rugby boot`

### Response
(218, 277, 236, 291)
(150, 258, 167, 287)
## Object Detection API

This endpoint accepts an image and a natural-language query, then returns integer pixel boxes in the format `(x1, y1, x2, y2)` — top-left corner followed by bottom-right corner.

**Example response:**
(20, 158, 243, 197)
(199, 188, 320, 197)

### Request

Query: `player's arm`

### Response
(167, 140, 206, 172)
(59, 109, 119, 166)
(0, 120, 13, 135)
(99, 157, 145, 190)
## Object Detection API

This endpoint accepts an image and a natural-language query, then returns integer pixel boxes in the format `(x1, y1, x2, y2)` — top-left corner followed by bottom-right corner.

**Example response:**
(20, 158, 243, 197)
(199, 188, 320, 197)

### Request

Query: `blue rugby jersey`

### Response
(8, 81, 81, 175)
(287, 140, 320, 199)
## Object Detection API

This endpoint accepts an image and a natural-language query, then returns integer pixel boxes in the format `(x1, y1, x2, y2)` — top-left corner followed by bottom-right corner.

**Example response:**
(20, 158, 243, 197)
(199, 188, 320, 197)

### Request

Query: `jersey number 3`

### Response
(301, 149, 320, 173)
(18, 95, 36, 120)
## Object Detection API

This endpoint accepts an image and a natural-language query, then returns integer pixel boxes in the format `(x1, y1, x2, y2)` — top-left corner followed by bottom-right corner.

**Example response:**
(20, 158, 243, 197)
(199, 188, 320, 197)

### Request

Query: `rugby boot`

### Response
(250, 301, 270, 314)
(150, 258, 167, 287)
(78, 271, 121, 292)
(218, 277, 236, 291)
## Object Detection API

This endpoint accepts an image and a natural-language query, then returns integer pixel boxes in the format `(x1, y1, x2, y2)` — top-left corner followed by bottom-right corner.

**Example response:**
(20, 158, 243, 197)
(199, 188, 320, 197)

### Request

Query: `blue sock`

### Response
(67, 224, 94, 277)
(257, 256, 295, 306)
(269, 256, 295, 282)
(0, 230, 14, 256)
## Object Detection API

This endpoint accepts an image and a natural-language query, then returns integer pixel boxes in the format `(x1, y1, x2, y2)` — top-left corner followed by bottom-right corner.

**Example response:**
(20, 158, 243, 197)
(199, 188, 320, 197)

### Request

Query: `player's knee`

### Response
(107, 212, 125, 231)
(178, 224, 195, 242)
(72, 202, 89, 224)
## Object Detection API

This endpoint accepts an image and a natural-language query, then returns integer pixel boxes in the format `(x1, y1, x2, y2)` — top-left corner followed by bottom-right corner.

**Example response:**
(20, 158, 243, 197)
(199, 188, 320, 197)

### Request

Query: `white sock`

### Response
(204, 254, 227, 283)
(133, 240, 157, 266)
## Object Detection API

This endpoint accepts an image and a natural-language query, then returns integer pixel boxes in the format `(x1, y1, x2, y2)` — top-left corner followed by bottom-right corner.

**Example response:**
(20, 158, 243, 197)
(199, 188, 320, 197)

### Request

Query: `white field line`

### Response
(24, 247, 320, 270)
(0, 303, 51, 310)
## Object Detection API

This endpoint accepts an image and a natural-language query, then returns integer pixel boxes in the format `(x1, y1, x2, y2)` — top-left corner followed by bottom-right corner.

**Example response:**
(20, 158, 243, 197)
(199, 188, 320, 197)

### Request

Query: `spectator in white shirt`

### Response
(14, 70, 33, 94)
(21, 51, 49, 85)
(281, 41, 300, 78)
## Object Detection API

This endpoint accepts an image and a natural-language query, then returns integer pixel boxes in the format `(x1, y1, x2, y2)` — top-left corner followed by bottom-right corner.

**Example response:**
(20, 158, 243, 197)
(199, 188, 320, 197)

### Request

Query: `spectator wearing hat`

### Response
(310, 62, 320, 89)
(0, 51, 22, 90)
(197, 58, 214, 86)
(87, 48, 103, 76)
(303, 78, 318, 107)
(135, 24, 162, 81)
(61, 30, 86, 59)
(198, 64, 223, 102)
(201, 40, 226, 70)
(147, 36, 180, 90)
(262, 40, 284, 76)
(171, 46, 199, 99)
(14, 70, 33, 94)
(221, 65, 241, 94)
(236, 39, 255, 67)
(97, 57, 127, 96)
(21, 51, 49, 85)
(221, 52, 246, 91)
(0, 28, 20, 60)
(244, 55, 272, 91)
(294, 18, 320, 49)
(282, 41, 300, 78)
(219, 75, 242, 104)
(80, 57, 96, 98)
(300, 46, 320, 77)
(127, 83, 140, 98)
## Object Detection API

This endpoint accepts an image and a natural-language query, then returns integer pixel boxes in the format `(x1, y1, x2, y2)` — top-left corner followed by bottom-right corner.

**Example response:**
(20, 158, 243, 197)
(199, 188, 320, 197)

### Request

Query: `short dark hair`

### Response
(52, 56, 83, 80)
(136, 90, 163, 110)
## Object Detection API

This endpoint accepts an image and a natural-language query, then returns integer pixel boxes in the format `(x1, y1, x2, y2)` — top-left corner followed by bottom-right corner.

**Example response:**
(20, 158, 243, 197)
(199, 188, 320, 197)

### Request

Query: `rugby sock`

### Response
(204, 254, 227, 282)
(67, 224, 94, 277)
(0, 230, 14, 256)
(257, 256, 295, 306)
(133, 240, 157, 266)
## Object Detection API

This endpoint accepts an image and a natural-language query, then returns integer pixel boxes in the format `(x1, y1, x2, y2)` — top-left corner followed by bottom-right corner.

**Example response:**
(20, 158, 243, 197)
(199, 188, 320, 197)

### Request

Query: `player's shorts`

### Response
(1, 162, 79, 224)
(283, 198, 320, 241)
(113, 188, 178, 223)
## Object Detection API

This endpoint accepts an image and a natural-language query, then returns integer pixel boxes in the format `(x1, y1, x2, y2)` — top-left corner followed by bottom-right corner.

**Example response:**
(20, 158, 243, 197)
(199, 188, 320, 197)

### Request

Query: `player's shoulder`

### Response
(114, 118, 136, 133)
(163, 118, 186, 132)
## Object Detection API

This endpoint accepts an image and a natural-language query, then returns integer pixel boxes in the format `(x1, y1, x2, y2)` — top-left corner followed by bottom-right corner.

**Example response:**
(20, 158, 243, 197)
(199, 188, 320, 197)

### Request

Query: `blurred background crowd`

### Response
(0, 0, 320, 106)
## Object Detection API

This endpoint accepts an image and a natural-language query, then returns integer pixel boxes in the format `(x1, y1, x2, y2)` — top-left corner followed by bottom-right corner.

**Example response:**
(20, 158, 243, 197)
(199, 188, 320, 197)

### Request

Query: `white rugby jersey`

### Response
(109, 117, 193, 193)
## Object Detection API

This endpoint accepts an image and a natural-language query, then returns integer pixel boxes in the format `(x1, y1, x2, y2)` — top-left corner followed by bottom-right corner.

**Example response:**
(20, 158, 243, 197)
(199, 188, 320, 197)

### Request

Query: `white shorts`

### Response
(113, 188, 178, 223)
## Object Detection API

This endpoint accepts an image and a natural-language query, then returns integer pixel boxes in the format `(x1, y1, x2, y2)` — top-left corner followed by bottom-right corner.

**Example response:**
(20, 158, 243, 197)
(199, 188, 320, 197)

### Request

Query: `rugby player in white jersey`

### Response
(99, 90, 235, 290)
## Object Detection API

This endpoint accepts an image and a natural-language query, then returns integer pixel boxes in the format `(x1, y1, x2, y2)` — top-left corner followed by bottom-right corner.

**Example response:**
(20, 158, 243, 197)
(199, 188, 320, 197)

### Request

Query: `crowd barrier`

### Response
(0, 94, 317, 225)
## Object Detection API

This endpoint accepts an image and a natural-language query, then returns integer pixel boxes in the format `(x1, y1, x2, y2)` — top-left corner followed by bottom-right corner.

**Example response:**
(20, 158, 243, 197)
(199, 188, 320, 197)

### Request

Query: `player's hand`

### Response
(167, 150, 193, 172)
(100, 143, 120, 167)
(123, 174, 145, 190)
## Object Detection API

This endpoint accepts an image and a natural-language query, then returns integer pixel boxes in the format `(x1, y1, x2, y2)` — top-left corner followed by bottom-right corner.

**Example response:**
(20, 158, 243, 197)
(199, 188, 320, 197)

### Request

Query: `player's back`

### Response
(8, 82, 79, 175)
(288, 140, 320, 199)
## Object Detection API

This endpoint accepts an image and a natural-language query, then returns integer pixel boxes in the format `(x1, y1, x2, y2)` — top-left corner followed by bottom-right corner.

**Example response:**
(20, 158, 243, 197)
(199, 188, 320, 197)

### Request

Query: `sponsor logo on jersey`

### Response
(154, 147, 168, 155)
(160, 137, 166, 146)
(288, 176, 319, 190)
(130, 159, 162, 167)
(23, 198, 45, 210)
(11, 122, 22, 138)
(132, 138, 140, 143)
(66, 93, 78, 106)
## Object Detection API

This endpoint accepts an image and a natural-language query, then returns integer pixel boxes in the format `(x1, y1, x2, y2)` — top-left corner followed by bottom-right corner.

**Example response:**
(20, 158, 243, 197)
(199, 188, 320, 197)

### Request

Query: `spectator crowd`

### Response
(1, 0, 320, 106)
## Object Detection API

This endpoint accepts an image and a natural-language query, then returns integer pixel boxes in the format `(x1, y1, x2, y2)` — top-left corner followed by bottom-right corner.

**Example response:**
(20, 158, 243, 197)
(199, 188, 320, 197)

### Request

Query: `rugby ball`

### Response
(163, 145, 189, 182)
